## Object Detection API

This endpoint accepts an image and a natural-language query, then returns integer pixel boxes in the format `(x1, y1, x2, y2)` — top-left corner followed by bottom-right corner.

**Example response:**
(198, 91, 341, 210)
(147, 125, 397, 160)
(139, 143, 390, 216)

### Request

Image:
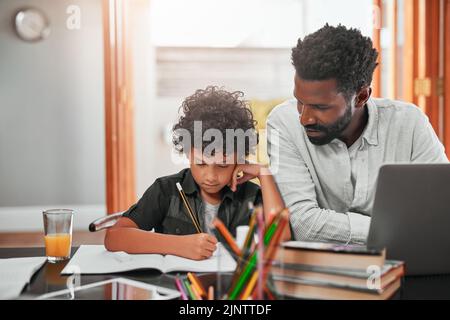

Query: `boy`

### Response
(105, 86, 290, 260)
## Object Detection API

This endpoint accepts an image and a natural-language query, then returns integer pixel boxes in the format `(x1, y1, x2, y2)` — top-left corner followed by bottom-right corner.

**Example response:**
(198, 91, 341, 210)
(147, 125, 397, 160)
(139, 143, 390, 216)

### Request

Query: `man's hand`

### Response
(178, 233, 218, 260)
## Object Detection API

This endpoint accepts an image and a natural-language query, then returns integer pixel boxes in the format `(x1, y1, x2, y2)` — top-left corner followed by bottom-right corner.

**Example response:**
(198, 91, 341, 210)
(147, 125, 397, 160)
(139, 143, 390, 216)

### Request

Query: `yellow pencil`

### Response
(190, 281, 203, 300)
(240, 271, 258, 300)
(187, 272, 207, 298)
(176, 182, 202, 233)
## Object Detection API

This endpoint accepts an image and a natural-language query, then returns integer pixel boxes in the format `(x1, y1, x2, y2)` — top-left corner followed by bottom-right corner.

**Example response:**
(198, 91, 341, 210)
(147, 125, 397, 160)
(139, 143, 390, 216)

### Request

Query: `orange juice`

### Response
(44, 233, 71, 258)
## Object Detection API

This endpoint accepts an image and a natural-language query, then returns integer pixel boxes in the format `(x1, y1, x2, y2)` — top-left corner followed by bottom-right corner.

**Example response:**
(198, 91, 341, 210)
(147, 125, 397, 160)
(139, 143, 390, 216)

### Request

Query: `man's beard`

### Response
(304, 105, 353, 146)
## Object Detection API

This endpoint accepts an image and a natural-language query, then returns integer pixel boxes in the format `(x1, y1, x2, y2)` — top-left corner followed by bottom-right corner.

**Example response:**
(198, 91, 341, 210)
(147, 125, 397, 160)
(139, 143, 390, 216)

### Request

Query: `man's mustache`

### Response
(304, 124, 328, 132)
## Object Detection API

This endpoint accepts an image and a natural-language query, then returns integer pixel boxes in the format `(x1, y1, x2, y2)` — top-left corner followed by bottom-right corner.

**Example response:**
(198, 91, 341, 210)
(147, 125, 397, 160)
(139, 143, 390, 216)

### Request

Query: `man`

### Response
(267, 24, 448, 245)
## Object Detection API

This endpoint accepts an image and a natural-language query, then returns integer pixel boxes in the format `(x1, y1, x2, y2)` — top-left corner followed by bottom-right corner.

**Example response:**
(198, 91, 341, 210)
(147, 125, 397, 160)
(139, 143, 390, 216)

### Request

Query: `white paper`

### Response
(61, 244, 236, 275)
(0, 257, 47, 300)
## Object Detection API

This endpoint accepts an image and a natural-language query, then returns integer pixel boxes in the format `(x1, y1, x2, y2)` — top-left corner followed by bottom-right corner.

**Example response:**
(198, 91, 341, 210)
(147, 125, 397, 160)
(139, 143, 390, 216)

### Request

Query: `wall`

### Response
(134, 0, 374, 197)
(0, 0, 106, 231)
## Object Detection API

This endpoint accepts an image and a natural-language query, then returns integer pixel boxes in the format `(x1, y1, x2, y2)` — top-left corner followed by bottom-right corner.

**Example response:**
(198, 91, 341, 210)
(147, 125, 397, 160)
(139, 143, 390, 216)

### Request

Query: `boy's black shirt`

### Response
(122, 168, 262, 236)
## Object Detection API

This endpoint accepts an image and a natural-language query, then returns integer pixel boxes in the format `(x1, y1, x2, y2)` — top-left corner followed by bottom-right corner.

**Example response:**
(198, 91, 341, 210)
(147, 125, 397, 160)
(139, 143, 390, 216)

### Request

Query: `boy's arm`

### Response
(104, 217, 218, 259)
(258, 167, 291, 241)
(230, 165, 291, 241)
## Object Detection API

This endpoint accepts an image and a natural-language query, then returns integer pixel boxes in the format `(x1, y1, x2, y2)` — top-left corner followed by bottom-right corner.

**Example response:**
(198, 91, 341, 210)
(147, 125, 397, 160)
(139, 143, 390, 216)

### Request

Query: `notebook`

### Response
(0, 257, 47, 299)
(61, 244, 236, 275)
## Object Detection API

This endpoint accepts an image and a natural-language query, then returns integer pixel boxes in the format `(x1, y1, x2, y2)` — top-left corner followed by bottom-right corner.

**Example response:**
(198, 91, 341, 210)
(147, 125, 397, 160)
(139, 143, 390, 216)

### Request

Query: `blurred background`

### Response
(0, 0, 449, 246)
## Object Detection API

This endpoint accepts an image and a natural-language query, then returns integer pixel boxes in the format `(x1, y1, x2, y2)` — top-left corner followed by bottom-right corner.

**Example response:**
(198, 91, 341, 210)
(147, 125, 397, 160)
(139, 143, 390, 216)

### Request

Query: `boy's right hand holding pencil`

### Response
(178, 233, 218, 260)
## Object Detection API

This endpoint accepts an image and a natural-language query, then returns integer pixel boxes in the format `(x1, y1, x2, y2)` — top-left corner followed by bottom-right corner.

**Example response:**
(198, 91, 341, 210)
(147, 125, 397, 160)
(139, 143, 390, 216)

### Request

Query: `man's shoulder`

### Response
(372, 98, 424, 120)
(267, 99, 298, 126)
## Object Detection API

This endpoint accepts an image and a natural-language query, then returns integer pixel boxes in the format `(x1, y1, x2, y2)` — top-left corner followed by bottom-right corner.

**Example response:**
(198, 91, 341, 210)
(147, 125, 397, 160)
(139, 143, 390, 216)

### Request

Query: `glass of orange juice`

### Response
(43, 209, 74, 263)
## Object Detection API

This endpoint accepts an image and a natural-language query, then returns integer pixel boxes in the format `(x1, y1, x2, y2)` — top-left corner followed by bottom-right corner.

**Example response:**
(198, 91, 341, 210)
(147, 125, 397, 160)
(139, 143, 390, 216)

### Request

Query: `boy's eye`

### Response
(218, 164, 230, 168)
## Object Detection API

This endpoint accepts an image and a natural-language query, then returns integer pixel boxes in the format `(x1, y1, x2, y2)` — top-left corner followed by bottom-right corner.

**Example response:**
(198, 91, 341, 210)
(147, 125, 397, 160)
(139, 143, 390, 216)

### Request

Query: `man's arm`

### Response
(267, 113, 369, 245)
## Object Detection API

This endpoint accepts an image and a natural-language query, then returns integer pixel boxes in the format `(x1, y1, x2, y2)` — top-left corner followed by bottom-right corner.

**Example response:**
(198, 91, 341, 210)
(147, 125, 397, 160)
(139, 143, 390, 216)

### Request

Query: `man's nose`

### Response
(300, 105, 316, 127)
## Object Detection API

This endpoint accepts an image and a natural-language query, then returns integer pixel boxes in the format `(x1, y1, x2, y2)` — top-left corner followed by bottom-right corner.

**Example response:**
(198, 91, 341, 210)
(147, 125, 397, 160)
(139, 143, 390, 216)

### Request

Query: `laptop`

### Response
(367, 164, 450, 276)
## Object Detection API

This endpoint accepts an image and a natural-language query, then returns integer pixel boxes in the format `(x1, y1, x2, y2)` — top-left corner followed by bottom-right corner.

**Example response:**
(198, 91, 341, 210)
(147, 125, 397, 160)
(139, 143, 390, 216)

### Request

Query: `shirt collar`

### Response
(182, 169, 235, 201)
(361, 98, 379, 146)
(327, 99, 379, 147)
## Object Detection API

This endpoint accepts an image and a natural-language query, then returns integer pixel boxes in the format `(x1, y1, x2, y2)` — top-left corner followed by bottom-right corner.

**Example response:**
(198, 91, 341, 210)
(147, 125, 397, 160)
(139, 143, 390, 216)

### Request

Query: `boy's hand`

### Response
(229, 163, 270, 192)
(179, 233, 218, 260)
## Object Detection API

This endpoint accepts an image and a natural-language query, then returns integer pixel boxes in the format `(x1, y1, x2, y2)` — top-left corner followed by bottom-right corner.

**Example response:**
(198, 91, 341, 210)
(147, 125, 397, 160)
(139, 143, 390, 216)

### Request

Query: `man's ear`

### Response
(355, 86, 371, 108)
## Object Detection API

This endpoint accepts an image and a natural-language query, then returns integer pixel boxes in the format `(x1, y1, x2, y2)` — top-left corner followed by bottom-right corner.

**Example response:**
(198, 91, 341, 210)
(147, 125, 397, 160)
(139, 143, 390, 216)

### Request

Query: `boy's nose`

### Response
(204, 168, 218, 183)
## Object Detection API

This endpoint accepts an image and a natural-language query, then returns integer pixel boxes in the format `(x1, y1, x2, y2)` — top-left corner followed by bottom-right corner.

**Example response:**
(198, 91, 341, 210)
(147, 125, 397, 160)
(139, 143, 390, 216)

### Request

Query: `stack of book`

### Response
(271, 241, 404, 300)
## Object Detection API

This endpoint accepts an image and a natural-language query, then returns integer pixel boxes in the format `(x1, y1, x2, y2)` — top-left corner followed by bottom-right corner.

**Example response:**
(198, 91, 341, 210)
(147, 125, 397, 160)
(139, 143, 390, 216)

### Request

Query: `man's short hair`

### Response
(291, 24, 379, 97)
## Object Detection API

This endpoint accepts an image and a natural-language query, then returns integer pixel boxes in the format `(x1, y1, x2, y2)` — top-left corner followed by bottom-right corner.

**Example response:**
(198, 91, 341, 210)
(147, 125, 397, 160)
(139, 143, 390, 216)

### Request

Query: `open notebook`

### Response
(61, 244, 236, 275)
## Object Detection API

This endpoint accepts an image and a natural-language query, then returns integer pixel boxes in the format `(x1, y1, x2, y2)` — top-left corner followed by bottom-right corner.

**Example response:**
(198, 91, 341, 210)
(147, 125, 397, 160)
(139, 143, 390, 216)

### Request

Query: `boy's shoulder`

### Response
(151, 168, 191, 193)
(147, 168, 261, 203)
(233, 180, 261, 202)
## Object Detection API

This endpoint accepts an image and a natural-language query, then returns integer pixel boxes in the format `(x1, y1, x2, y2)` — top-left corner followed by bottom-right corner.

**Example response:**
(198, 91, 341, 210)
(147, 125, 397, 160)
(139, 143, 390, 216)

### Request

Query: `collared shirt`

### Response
(122, 168, 262, 237)
(267, 98, 448, 245)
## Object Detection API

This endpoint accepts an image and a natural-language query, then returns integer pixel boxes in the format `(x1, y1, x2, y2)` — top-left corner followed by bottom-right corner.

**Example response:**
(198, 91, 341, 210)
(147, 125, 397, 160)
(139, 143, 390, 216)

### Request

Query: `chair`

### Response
(88, 212, 123, 232)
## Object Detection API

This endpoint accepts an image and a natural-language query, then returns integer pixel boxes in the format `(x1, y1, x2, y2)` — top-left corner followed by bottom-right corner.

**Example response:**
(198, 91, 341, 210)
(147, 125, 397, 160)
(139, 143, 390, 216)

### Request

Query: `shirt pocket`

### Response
(161, 196, 199, 235)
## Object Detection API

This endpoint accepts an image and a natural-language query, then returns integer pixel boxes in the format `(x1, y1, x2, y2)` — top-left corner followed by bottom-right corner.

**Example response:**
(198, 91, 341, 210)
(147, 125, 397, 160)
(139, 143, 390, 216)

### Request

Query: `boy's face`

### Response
(189, 148, 237, 195)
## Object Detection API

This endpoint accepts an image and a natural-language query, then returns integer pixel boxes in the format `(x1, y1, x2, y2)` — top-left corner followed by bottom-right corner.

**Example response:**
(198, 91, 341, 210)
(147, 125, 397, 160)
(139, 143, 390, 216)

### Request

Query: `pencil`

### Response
(208, 286, 214, 300)
(183, 279, 197, 300)
(256, 208, 264, 300)
(242, 211, 257, 257)
(212, 218, 241, 256)
(262, 210, 289, 279)
(190, 281, 203, 300)
(240, 271, 258, 300)
(227, 209, 257, 296)
(228, 208, 286, 300)
(176, 182, 202, 233)
(187, 272, 207, 298)
(174, 276, 188, 300)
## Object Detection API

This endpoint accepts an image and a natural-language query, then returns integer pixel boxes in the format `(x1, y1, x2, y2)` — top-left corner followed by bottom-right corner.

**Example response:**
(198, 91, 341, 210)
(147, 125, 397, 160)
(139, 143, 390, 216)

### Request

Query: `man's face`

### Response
(294, 75, 354, 145)
(189, 148, 237, 195)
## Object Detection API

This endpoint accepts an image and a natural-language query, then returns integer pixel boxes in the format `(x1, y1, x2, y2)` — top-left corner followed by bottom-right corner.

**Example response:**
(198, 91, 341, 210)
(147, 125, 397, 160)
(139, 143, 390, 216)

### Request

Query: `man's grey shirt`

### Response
(267, 98, 448, 245)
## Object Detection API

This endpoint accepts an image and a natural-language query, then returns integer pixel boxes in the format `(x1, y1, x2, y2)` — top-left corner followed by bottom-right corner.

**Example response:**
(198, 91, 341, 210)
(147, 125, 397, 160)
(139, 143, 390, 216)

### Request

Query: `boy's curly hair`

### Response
(292, 24, 379, 98)
(172, 86, 258, 158)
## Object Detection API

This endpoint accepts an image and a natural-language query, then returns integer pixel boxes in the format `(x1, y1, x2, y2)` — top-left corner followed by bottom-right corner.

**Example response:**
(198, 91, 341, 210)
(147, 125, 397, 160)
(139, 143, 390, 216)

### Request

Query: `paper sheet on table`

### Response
(61, 243, 236, 274)
(0, 257, 47, 300)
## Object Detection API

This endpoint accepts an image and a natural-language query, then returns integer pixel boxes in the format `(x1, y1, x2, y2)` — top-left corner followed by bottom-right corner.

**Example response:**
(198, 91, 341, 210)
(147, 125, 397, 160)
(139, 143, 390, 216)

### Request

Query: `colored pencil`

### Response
(187, 272, 207, 298)
(256, 208, 264, 300)
(227, 208, 257, 296)
(228, 208, 286, 299)
(190, 281, 203, 300)
(208, 286, 214, 300)
(212, 218, 241, 256)
(183, 279, 197, 300)
(240, 271, 258, 300)
(174, 276, 188, 300)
